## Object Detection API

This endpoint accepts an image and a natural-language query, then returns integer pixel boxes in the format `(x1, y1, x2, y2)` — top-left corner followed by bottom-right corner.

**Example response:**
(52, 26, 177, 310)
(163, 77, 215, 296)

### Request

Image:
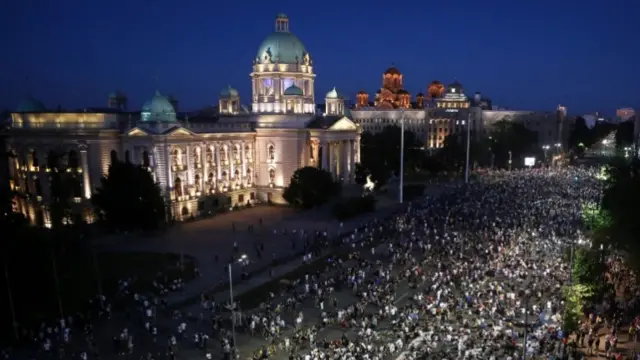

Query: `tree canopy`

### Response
(359, 126, 422, 186)
(590, 158, 640, 272)
(92, 161, 166, 232)
(282, 166, 340, 209)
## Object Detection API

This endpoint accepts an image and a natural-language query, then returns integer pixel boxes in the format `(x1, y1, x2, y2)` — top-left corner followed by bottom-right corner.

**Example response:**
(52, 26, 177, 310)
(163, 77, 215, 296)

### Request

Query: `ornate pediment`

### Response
(164, 127, 195, 137)
(328, 117, 358, 131)
(126, 127, 149, 136)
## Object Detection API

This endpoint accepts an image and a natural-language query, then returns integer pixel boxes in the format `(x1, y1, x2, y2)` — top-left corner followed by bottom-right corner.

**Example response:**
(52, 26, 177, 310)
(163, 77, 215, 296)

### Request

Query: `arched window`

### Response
(246, 168, 252, 185)
(174, 177, 183, 197)
(194, 174, 201, 192)
(47, 150, 59, 169)
(172, 149, 182, 166)
(181, 207, 188, 216)
(70, 178, 82, 197)
(31, 150, 39, 167)
(220, 146, 227, 164)
(206, 147, 214, 165)
(207, 172, 214, 184)
(233, 144, 240, 160)
(194, 147, 201, 166)
(142, 150, 150, 167)
(234, 169, 240, 180)
(124, 150, 131, 163)
(245, 144, 252, 160)
(222, 170, 228, 179)
(269, 168, 276, 183)
(267, 144, 275, 160)
(34, 178, 43, 196)
(110, 150, 118, 164)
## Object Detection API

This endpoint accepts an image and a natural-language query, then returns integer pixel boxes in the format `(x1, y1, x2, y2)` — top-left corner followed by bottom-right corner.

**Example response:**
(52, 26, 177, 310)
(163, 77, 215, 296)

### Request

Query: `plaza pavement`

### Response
(99, 182, 458, 310)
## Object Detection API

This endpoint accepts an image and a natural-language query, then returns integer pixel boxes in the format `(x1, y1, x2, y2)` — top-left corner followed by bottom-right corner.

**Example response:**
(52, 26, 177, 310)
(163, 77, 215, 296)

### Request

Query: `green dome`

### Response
(220, 85, 239, 98)
(325, 87, 339, 99)
(141, 91, 177, 122)
(283, 85, 303, 96)
(16, 97, 46, 112)
(256, 32, 307, 64)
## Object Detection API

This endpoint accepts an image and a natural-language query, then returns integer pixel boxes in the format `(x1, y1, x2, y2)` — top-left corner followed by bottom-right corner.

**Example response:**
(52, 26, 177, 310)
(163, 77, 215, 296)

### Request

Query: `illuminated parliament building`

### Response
(5, 14, 361, 226)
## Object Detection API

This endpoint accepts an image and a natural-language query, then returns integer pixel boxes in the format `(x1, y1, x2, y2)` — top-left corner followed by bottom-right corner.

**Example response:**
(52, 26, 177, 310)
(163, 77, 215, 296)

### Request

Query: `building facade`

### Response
(6, 14, 361, 226)
(351, 70, 480, 148)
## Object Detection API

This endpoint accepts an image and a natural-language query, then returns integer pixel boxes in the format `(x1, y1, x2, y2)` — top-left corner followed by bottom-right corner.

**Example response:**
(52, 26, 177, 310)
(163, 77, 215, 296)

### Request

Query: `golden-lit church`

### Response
(351, 66, 479, 149)
(5, 14, 361, 226)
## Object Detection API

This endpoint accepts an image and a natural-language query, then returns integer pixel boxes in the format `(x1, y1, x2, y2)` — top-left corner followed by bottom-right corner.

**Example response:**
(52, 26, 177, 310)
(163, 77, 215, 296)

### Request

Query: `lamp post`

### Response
(508, 150, 512, 171)
(522, 289, 531, 359)
(3, 260, 18, 341)
(228, 254, 247, 353)
(542, 145, 550, 165)
(399, 109, 405, 204)
(555, 143, 561, 153)
(464, 113, 471, 183)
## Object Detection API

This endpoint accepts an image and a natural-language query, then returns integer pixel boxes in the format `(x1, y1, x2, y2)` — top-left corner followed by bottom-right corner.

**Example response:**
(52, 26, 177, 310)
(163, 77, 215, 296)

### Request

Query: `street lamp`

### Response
(522, 289, 532, 359)
(464, 113, 471, 183)
(555, 143, 561, 154)
(542, 145, 550, 164)
(399, 109, 405, 204)
(227, 253, 248, 352)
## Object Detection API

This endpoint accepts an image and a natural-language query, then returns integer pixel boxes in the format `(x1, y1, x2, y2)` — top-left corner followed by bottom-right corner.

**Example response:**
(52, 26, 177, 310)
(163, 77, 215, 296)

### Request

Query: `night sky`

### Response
(2, 0, 639, 115)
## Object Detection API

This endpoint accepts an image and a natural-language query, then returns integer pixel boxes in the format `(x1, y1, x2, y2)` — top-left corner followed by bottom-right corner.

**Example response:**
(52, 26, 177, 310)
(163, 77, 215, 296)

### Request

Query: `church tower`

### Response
(325, 87, 344, 116)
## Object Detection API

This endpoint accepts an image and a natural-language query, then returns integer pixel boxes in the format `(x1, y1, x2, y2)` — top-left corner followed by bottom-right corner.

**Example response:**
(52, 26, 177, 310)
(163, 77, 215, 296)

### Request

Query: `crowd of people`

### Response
(4, 166, 640, 360)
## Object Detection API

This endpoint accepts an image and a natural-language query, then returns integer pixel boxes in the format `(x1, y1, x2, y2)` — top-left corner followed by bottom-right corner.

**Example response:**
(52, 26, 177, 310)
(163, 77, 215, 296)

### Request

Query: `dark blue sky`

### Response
(2, 0, 638, 115)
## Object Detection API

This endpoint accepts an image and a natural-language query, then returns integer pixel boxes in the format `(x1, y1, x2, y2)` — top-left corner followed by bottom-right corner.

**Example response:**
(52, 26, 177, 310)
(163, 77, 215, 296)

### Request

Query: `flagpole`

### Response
(4, 261, 18, 341)
(49, 243, 64, 322)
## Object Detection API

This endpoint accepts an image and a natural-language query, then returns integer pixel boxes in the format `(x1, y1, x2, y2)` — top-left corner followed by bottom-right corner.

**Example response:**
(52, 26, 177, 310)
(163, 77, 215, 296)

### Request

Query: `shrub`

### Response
(332, 195, 376, 221)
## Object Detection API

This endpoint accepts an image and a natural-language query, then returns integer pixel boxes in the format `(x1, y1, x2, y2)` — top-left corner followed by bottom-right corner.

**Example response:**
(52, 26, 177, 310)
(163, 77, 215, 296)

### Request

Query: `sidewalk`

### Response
(165, 183, 458, 310)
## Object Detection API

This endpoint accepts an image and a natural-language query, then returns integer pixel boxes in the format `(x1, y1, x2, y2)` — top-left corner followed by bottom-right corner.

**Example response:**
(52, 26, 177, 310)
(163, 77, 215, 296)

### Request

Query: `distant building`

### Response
(616, 107, 635, 121)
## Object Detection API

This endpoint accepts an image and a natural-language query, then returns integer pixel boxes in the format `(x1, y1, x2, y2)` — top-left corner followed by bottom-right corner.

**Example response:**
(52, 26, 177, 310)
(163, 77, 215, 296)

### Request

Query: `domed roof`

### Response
(220, 85, 239, 98)
(325, 87, 339, 99)
(397, 89, 409, 95)
(141, 91, 177, 122)
(384, 66, 402, 75)
(283, 85, 303, 96)
(357, 90, 368, 95)
(447, 81, 463, 93)
(16, 96, 46, 112)
(256, 31, 308, 64)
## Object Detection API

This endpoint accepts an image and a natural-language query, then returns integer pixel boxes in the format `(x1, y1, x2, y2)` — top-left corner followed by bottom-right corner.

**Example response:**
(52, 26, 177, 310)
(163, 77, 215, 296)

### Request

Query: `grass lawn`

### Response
(1, 251, 196, 342)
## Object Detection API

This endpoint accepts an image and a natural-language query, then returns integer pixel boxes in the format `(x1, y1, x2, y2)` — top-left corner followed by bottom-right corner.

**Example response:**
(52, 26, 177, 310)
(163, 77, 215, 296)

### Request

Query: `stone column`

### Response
(185, 145, 193, 185)
(241, 141, 246, 178)
(216, 144, 222, 180)
(79, 144, 91, 199)
(202, 144, 209, 190)
(321, 141, 329, 170)
(355, 136, 361, 163)
(229, 143, 236, 179)
(349, 140, 355, 182)
(164, 143, 173, 192)
(340, 141, 348, 181)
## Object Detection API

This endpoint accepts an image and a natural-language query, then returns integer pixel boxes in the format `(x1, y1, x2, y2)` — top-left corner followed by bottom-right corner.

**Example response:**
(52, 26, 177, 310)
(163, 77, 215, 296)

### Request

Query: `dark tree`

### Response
(92, 161, 166, 232)
(283, 167, 339, 209)
(359, 126, 421, 186)
(489, 120, 538, 168)
(600, 158, 640, 272)
(615, 120, 634, 149)
(568, 117, 591, 156)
